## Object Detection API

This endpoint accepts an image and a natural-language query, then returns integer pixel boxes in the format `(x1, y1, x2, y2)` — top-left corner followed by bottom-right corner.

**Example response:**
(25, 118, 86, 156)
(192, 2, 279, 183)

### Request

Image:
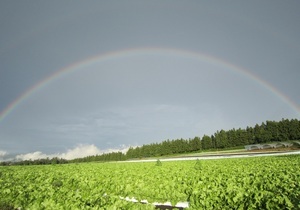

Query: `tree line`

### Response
(126, 118, 300, 159)
(1, 118, 299, 165)
(0, 157, 68, 166)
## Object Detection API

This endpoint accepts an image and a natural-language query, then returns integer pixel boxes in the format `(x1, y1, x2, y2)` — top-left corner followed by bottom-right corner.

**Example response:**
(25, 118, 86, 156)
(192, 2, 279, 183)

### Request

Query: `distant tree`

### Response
(265, 120, 279, 141)
(227, 128, 238, 147)
(214, 130, 228, 148)
(289, 119, 300, 140)
(211, 135, 216, 148)
(161, 140, 172, 155)
(254, 123, 269, 143)
(278, 119, 290, 141)
(189, 136, 202, 151)
(201, 135, 213, 150)
(260, 122, 272, 143)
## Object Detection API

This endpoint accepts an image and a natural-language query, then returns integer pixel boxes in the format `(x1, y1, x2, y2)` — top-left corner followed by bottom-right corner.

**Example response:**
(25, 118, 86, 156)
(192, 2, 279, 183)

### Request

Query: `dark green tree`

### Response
(214, 130, 228, 148)
(265, 120, 279, 141)
(278, 119, 290, 141)
(189, 136, 202, 151)
(201, 135, 213, 149)
(289, 119, 300, 140)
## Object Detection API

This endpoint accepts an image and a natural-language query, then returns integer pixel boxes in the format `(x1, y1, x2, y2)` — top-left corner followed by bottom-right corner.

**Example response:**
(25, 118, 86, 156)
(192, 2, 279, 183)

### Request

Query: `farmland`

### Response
(1, 155, 300, 209)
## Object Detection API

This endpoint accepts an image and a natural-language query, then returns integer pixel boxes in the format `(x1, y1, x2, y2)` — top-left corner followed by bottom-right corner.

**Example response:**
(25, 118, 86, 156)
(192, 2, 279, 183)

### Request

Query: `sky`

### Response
(1, 1, 300, 161)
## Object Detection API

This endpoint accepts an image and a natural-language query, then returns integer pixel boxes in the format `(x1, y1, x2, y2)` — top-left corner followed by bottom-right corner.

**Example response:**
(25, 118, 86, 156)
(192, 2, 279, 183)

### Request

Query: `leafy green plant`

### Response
(194, 159, 202, 170)
(156, 159, 162, 166)
(1, 155, 300, 209)
(52, 179, 63, 188)
(0, 202, 17, 210)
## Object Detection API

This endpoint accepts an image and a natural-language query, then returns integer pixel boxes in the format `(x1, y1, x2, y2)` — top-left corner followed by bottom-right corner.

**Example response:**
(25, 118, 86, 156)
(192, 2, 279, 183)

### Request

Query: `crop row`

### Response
(0, 155, 300, 209)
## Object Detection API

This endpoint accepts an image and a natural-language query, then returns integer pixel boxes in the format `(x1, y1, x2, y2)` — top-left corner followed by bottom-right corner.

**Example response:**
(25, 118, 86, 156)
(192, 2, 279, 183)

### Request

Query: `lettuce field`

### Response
(1, 155, 300, 209)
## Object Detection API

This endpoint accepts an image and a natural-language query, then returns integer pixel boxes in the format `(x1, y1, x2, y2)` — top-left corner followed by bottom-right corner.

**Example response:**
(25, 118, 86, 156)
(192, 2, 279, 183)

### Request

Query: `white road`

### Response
(125, 150, 300, 163)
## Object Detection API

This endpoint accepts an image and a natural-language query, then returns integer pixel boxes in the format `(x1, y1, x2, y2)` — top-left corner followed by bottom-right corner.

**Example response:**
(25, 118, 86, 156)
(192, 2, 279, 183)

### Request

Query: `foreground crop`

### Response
(1, 155, 300, 209)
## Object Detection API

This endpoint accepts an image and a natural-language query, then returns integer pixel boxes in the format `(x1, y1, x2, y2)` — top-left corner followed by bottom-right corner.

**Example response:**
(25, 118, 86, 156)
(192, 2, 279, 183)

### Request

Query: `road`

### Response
(125, 150, 300, 163)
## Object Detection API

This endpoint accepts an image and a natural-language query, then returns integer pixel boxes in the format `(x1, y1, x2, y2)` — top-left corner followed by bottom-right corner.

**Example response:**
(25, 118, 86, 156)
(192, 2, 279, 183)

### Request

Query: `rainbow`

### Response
(0, 47, 299, 123)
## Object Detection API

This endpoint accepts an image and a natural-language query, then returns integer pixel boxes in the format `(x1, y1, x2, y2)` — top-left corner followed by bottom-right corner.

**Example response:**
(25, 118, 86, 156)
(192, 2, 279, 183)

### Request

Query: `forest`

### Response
(2, 118, 300, 165)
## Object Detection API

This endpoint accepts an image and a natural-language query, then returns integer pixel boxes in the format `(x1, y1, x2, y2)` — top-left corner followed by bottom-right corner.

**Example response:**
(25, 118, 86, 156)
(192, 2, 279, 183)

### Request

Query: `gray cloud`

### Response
(0, 1, 299, 155)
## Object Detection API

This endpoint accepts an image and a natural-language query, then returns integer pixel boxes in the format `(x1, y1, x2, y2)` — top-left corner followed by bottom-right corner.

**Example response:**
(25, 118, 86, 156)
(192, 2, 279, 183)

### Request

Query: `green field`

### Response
(1, 155, 300, 209)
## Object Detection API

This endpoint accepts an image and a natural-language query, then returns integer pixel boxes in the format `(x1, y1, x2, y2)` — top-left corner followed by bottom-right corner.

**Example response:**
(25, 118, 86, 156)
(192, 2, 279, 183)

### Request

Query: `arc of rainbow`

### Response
(0, 47, 299, 123)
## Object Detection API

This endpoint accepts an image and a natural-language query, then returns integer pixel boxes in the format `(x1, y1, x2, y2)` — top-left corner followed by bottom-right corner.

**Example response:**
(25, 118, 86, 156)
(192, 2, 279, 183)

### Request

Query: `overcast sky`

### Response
(1, 1, 300, 161)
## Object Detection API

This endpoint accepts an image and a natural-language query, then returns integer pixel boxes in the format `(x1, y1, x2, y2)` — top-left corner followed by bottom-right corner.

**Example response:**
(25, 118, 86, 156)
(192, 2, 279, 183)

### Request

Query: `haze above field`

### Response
(0, 1, 300, 161)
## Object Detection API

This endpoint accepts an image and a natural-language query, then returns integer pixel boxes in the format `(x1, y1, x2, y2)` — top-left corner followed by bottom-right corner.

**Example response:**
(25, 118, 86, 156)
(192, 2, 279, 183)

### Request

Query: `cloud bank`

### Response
(15, 144, 129, 161)
(0, 150, 7, 157)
